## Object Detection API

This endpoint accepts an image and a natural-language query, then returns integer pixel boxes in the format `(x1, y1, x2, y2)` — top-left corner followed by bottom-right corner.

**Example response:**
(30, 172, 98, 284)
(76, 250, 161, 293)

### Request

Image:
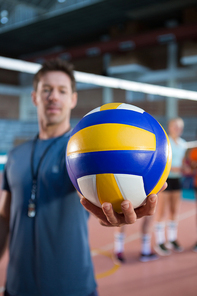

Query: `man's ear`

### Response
(31, 91, 37, 106)
(71, 92, 78, 110)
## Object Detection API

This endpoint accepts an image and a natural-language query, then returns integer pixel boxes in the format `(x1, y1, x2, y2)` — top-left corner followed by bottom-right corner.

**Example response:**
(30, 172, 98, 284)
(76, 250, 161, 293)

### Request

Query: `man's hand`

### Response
(80, 182, 167, 227)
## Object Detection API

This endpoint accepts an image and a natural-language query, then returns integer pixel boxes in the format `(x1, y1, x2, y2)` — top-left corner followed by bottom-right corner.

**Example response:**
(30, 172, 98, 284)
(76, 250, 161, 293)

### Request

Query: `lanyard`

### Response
(28, 133, 66, 218)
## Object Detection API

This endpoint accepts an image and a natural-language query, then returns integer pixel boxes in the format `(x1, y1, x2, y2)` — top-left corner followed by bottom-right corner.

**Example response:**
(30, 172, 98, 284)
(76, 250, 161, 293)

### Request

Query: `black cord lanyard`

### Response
(28, 133, 65, 218)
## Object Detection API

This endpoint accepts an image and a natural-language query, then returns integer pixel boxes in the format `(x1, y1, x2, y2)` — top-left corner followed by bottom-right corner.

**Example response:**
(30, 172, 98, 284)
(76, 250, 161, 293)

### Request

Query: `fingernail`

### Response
(103, 203, 111, 211)
(149, 195, 156, 202)
(121, 201, 129, 210)
(80, 198, 86, 205)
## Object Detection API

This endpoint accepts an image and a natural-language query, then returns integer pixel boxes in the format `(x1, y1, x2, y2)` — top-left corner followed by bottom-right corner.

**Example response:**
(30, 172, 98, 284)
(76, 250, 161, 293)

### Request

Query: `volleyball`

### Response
(66, 103, 172, 212)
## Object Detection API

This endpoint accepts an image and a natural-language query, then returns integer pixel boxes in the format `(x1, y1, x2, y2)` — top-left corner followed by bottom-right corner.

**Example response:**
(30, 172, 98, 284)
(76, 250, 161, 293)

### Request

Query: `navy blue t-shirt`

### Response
(2, 132, 96, 296)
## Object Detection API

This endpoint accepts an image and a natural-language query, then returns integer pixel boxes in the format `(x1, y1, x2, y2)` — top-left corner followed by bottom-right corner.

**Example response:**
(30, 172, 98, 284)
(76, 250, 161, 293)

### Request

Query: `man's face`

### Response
(32, 71, 77, 127)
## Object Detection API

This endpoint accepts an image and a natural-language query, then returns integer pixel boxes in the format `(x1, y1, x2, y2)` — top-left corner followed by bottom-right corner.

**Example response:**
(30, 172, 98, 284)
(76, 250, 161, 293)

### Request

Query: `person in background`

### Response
(182, 141, 197, 252)
(188, 146, 197, 252)
(114, 216, 158, 263)
(114, 225, 126, 262)
(154, 117, 187, 256)
(0, 58, 160, 296)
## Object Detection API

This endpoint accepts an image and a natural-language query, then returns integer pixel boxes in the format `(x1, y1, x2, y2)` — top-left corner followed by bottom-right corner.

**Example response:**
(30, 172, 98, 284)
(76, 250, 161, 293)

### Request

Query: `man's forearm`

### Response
(0, 215, 9, 259)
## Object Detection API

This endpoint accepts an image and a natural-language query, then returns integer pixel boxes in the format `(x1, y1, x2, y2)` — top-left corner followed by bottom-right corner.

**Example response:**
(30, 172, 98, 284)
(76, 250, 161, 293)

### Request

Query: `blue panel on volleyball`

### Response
(67, 150, 154, 179)
(142, 112, 169, 194)
(71, 109, 154, 136)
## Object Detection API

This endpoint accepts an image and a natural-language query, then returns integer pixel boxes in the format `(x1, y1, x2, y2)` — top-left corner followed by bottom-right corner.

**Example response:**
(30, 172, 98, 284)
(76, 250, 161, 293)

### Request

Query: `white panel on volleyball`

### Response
(114, 174, 147, 208)
(117, 103, 144, 113)
(77, 175, 101, 207)
(84, 107, 101, 117)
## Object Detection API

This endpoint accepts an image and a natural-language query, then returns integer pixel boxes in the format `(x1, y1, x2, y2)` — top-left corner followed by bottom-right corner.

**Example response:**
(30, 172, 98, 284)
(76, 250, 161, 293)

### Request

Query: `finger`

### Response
(160, 182, 167, 192)
(99, 219, 114, 227)
(80, 198, 111, 225)
(120, 200, 137, 224)
(102, 203, 124, 226)
(145, 194, 158, 215)
(135, 194, 157, 218)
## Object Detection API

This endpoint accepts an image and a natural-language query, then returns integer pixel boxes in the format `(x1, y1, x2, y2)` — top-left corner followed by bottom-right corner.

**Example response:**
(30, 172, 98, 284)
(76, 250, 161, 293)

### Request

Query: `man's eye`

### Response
(43, 89, 51, 93)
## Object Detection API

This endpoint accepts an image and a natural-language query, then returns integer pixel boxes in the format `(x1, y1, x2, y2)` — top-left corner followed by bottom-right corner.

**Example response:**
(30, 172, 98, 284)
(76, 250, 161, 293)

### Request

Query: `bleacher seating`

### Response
(0, 119, 38, 153)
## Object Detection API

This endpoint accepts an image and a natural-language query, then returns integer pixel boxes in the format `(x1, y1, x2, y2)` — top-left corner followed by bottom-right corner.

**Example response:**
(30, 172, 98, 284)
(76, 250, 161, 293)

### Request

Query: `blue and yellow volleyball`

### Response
(66, 103, 172, 212)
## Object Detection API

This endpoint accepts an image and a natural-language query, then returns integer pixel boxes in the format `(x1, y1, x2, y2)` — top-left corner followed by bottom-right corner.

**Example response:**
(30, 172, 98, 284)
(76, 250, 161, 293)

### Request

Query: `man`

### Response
(0, 59, 160, 296)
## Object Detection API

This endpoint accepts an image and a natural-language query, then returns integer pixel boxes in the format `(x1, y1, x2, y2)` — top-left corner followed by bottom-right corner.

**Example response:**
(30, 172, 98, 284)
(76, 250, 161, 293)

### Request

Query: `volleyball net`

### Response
(1, 56, 197, 100)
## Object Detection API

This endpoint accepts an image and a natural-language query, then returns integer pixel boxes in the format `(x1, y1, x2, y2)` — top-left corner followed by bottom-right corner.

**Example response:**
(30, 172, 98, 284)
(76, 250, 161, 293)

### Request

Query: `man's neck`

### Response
(38, 123, 71, 139)
(170, 135, 179, 144)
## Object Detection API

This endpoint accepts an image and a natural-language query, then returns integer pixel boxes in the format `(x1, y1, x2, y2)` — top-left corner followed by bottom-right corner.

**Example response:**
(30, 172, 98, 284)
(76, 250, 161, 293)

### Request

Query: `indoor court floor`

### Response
(0, 192, 197, 296)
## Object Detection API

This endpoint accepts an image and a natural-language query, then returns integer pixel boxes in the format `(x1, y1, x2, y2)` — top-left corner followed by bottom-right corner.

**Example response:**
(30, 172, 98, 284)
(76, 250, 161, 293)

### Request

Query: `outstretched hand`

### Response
(80, 182, 167, 227)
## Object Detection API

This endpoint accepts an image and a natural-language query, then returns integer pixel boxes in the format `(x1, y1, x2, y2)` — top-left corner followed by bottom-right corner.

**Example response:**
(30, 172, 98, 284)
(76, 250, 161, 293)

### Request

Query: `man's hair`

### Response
(168, 117, 184, 128)
(33, 58, 76, 92)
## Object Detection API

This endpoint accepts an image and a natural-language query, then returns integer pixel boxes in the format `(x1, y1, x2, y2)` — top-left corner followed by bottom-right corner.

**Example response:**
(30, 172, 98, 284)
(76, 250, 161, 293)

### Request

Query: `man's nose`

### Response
(47, 89, 59, 101)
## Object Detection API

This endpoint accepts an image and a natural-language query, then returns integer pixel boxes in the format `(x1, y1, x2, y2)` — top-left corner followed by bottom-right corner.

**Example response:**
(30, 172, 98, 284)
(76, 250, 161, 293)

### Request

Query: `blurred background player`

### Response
(114, 216, 158, 263)
(188, 146, 197, 252)
(182, 137, 197, 252)
(154, 117, 187, 256)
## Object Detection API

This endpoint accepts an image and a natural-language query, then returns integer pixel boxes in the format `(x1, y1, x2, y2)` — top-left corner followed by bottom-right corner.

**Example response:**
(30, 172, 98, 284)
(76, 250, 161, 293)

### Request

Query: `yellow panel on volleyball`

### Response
(148, 126, 172, 195)
(96, 174, 124, 213)
(67, 124, 156, 155)
(100, 103, 122, 110)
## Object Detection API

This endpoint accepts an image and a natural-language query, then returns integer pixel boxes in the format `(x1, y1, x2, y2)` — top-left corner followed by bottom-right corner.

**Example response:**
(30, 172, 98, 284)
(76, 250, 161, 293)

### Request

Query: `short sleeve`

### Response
(1, 158, 11, 192)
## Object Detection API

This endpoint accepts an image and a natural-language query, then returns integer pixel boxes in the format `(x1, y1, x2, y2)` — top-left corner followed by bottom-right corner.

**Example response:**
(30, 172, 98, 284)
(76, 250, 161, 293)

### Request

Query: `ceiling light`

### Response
(1, 17, 8, 24)
(1, 10, 8, 17)
(0, 10, 8, 24)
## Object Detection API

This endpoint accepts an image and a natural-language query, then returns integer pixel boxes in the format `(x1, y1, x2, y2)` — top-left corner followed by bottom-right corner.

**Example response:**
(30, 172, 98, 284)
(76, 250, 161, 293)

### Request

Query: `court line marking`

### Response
(91, 207, 196, 257)
(91, 207, 196, 278)
(178, 208, 196, 221)
(93, 249, 121, 279)
(0, 208, 195, 286)
(91, 232, 141, 256)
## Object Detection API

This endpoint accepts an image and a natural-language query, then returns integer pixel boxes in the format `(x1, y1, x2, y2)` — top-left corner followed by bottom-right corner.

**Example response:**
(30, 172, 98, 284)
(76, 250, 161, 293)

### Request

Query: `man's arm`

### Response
(79, 182, 167, 227)
(0, 190, 11, 259)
